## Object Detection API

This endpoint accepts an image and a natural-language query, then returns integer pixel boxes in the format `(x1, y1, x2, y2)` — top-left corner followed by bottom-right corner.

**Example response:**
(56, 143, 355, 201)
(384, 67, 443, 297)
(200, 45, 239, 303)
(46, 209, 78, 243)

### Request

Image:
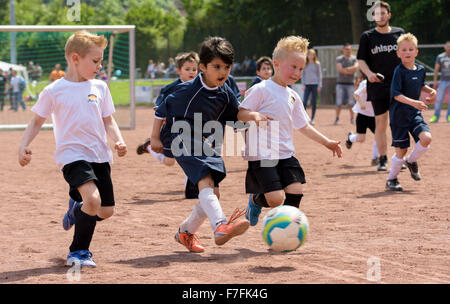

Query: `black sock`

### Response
(253, 193, 269, 208)
(69, 205, 97, 252)
(283, 193, 303, 208)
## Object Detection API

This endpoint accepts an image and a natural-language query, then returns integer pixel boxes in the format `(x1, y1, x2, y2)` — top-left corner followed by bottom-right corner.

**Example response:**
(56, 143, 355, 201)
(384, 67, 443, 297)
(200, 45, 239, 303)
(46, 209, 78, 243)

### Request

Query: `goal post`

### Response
(0, 25, 136, 130)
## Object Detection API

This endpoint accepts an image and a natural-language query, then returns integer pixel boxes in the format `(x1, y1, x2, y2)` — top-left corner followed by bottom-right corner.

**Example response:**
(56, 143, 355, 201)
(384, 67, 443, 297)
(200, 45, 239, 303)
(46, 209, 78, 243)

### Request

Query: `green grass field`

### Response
(27, 79, 174, 106)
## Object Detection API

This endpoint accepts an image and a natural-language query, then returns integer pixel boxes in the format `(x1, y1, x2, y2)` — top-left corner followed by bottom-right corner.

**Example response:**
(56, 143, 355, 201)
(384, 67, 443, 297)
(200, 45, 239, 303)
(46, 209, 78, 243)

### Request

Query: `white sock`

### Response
(179, 202, 207, 234)
(372, 141, 379, 159)
(198, 188, 227, 231)
(387, 154, 405, 180)
(406, 141, 430, 163)
(349, 133, 358, 143)
(147, 144, 165, 164)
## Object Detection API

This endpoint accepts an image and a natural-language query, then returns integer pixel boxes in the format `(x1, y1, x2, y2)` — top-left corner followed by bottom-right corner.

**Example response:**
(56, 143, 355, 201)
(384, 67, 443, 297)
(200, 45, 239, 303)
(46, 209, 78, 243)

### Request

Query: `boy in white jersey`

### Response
(345, 77, 380, 165)
(238, 36, 342, 226)
(18, 31, 127, 267)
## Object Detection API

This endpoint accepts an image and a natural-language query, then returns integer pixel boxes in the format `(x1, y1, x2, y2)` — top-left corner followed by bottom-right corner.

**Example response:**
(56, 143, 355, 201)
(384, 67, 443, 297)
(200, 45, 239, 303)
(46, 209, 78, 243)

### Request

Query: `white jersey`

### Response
(352, 80, 375, 117)
(32, 78, 115, 170)
(239, 79, 309, 161)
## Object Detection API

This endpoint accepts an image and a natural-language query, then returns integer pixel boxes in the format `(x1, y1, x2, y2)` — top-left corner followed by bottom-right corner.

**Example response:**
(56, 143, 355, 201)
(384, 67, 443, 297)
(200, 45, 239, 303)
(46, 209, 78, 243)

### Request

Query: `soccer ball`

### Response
(262, 205, 309, 252)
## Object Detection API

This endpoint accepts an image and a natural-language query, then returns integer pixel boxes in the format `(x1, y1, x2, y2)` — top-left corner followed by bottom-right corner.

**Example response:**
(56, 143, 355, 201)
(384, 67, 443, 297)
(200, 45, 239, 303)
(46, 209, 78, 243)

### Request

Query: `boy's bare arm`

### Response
(299, 124, 343, 158)
(421, 85, 437, 103)
(237, 108, 272, 125)
(18, 114, 46, 166)
(103, 115, 127, 157)
(150, 117, 164, 153)
(393, 94, 428, 111)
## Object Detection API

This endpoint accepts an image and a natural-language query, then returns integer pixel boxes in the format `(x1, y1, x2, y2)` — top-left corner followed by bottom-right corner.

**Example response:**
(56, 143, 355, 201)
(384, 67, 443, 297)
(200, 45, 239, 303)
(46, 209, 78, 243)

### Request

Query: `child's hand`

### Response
(325, 140, 343, 158)
(150, 137, 163, 153)
(413, 100, 428, 111)
(252, 112, 273, 128)
(18, 146, 32, 167)
(425, 89, 436, 103)
(115, 141, 127, 157)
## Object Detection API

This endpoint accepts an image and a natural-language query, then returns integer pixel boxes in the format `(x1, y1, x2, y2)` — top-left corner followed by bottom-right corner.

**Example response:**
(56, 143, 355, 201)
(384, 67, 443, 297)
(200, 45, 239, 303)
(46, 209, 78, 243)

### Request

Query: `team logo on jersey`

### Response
(290, 96, 296, 104)
(87, 94, 98, 103)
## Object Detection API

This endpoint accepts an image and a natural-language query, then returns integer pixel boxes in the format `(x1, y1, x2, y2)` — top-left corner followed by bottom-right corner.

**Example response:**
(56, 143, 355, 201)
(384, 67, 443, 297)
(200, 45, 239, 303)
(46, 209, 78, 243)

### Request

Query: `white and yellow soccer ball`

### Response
(262, 205, 309, 252)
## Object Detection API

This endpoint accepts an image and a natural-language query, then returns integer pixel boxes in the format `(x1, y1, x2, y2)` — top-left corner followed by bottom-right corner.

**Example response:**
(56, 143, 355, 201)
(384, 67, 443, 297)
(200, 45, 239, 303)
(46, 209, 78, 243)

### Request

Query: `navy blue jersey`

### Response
(225, 74, 242, 102)
(153, 78, 183, 109)
(248, 76, 262, 89)
(390, 64, 426, 127)
(155, 73, 240, 156)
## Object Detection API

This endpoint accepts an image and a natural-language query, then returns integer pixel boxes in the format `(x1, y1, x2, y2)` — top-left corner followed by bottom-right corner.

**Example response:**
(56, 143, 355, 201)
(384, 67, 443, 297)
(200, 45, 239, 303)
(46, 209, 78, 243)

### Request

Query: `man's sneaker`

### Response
(136, 139, 151, 155)
(333, 118, 339, 125)
(174, 229, 205, 253)
(371, 157, 379, 166)
(62, 198, 81, 231)
(405, 160, 421, 181)
(377, 155, 388, 171)
(185, 179, 199, 199)
(215, 209, 249, 246)
(429, 115, 438, 123)
(66, 250, 96, 268)
(245, 194, 262, 226)
(447, 115, 450, 123)
(386, 178, 403, 191)
(345, 132, 353, 149)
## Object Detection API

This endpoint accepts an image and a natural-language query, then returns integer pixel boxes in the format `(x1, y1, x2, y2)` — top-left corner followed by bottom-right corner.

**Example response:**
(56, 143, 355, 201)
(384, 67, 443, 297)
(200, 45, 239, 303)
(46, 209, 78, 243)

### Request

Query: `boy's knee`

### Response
(265, 191, 285, 208)
(98, 206, 114, 220)
(420, 133, 432, 146)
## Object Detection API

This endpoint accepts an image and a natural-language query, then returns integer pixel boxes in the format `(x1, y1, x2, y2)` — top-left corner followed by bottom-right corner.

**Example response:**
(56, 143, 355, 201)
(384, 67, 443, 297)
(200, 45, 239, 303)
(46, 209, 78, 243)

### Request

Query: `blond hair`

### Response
(272, 36, 309, 61)
(65, 31, 108, 58)
(397, 33, 418, 48)
(306, 49, 320, 64)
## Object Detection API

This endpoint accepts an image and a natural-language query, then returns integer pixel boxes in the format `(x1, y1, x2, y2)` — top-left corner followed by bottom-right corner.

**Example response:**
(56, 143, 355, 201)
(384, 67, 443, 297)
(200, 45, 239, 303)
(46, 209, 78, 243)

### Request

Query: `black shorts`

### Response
(356, 113, 376, 134)
(245, 156, 306, 194)
(390, 115, 430, 149)
(62, 160, 115, 206)
(371, 98, 390, 116)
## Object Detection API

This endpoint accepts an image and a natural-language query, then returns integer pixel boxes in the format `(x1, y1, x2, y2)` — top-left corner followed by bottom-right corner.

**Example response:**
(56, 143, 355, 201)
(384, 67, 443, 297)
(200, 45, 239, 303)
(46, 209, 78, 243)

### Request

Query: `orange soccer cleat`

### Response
(174, 229, 205, 253)
(214, 208, 250, 246)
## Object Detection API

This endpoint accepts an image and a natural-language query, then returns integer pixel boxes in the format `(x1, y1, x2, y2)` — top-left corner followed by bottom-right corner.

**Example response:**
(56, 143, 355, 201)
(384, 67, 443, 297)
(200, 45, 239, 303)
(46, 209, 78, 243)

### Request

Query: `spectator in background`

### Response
(145, 59, 156, 79)
(247, 55, 257, 76)
(165, 57, 177, 78)
(34, 63, 42, 81)
(49, 63, 65, 82)
(430, 41, 450, 123)
(10, 70, 26, 111)
(301, 49, 322, 125)
(0, 69, 6, 111)
(242, 56, 251, 75)
(231, 61, 242, 76)
(27, 61, 36, 81)
(335, 43, 359, 125)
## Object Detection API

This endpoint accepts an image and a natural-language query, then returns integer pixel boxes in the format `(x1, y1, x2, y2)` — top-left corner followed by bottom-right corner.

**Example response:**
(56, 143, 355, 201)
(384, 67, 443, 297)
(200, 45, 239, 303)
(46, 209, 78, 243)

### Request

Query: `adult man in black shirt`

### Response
(357, 1, 405, 171)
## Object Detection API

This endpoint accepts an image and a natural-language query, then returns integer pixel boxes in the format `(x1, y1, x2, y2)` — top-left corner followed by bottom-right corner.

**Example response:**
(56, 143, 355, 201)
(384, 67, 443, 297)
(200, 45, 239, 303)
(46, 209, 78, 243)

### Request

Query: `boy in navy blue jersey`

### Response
(386, 33, 436, 191)
(248, 56, 273, 89)
(136, 52, 199, 198)
(150, 37, 249, 253)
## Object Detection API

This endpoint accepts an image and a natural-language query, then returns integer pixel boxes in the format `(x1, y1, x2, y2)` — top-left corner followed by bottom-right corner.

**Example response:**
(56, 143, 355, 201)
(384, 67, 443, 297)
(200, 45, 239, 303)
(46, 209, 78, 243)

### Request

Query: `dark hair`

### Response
(199, 37, 234, 66)
(343, 42, 352, 48)
(373, 1, 391, 14)
(175, 51, 199, 69)
(256, 56, 273, 71)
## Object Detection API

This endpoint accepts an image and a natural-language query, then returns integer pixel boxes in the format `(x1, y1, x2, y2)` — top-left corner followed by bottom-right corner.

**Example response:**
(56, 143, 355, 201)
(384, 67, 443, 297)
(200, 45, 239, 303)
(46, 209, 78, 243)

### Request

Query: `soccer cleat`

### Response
(62, 198, 81, 231)
(214, 208, 250, 246)
(66, 250, 97, 268)
(371, 157, 379, 166)
(401, 163, 407, 170)
(174, 229, 205, 253)
(345, 132, 353, 149)
(386, 178, 403, 191)
(377, 155, 388, 171)
(245, 194, 262, 226)
(405, 160, 421, 181)
(136, 139, 151, 155)
(429, 115, 438, 123)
